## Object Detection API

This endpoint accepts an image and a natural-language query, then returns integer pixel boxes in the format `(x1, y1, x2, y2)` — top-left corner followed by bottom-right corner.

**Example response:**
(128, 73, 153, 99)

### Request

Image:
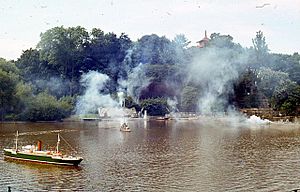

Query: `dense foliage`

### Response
(0, 26, 299, 120)
(20, 92, 73, 121)
(140, 98, 169, 116)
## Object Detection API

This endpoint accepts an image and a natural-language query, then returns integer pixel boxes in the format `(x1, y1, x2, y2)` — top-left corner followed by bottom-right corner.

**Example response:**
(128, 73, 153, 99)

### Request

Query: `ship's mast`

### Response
(56, 133, 60, 153)
(15, 131, 18, 151)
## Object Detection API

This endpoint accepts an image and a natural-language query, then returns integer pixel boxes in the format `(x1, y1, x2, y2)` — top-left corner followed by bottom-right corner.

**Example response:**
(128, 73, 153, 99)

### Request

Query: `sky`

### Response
(0, 0, 299, 60)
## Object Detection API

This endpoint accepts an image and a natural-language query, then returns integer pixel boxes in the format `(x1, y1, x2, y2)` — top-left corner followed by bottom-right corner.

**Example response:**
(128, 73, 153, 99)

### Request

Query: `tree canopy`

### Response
(1, 27, 300, 119)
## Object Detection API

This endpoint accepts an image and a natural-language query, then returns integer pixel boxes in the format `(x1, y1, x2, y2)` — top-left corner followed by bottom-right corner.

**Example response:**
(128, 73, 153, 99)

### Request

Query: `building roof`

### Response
(197, 30, 210, 48)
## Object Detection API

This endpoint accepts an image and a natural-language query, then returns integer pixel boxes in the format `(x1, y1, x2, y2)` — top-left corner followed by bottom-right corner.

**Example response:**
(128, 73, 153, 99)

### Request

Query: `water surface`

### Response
(1, 118, 300, 191)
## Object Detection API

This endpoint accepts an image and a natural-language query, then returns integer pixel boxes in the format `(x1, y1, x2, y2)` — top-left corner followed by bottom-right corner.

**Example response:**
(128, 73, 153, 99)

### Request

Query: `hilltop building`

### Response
(197, 30, 210, 48)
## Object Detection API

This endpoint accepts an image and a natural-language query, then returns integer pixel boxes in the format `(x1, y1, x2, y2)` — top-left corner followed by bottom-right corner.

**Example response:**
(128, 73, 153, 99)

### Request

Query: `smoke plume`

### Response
(75, 71, 119, 115)
(188, 47, 249, 114)
(167, 97, 178, 113)
(126, 64, 151, 102)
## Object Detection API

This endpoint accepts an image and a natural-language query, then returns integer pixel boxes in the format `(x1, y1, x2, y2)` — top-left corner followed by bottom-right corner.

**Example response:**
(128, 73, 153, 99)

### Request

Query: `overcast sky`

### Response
(0, 0, 299, 60)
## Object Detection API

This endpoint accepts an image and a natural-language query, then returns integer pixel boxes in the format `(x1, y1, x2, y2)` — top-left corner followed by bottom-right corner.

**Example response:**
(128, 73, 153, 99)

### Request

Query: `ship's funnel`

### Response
(37, 140, 42, 151)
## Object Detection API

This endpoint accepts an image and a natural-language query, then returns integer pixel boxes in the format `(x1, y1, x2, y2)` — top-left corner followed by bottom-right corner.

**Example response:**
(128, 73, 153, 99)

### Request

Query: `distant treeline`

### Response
(0, 26, 299, 121)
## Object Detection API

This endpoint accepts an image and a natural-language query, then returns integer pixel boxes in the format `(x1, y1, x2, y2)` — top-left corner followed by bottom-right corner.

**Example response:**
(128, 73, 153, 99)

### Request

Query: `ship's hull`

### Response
(4, 149, 82, 166)
(120, 128, 131, 132)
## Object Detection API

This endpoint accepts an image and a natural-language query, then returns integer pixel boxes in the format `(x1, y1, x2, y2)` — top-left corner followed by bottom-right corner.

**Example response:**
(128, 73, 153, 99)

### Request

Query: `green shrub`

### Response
(21, 92, 73, 121)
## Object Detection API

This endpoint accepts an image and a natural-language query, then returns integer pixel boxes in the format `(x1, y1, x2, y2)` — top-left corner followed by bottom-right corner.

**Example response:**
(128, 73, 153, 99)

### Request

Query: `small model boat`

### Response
(120, 122, 131, 132)
(3, 131, 83, 166)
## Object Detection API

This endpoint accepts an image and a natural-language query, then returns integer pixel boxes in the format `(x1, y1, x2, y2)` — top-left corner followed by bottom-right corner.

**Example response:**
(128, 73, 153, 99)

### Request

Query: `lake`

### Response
(1, 118, 300, 191)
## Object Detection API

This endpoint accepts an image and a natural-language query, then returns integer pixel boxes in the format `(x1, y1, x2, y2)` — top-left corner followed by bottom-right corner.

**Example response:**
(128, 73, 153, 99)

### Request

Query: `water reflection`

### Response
(1, 119, 300, 191)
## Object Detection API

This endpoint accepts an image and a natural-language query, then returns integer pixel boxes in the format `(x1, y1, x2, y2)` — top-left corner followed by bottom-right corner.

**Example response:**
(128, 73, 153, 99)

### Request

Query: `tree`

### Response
(272, 81, 300, 115)
(37, 26, 89, 95)
(257, 67, 290, 98)
(133, 64, 183, 100)
(131, 34, 175, 65)
(208, 33, 235, 48)
(234, 69, 265, 108)
(251, 30, 270, 68)
(269, 53, 300, 84)
(172, 34, 190, 65)
(180, 85, 200, 112)
(0, 58, 19, 120)
(87, 29, 132, 92)
(21, 92, 73, 121)
(172, 34, 190, 49)
(16, 48, 48, 82)
(252, 31, 269, 55)
(12, 82, 33, 118)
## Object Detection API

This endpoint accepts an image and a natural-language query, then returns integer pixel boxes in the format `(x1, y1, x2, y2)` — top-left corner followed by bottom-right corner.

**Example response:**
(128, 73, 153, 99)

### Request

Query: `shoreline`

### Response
(0, 115, 299, 124)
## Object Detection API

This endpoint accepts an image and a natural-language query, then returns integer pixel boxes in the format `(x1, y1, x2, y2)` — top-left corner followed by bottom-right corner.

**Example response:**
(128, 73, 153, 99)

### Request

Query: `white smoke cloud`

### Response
(117, 91, 125, 106)
(126, 63, 151, 102)
(167, 97, 178, 113)
(188, 47, 249, 114)
(246, 115, 271, 124)
(75, 71, 119, 115)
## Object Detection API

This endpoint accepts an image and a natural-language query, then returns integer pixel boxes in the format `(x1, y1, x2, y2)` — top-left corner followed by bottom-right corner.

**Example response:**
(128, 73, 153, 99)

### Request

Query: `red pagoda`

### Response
(197, 30, 210, 48)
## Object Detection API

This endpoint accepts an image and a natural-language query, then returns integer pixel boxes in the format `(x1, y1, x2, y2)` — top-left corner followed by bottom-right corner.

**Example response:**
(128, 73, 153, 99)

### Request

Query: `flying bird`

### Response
(256, 3, 270, 8)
